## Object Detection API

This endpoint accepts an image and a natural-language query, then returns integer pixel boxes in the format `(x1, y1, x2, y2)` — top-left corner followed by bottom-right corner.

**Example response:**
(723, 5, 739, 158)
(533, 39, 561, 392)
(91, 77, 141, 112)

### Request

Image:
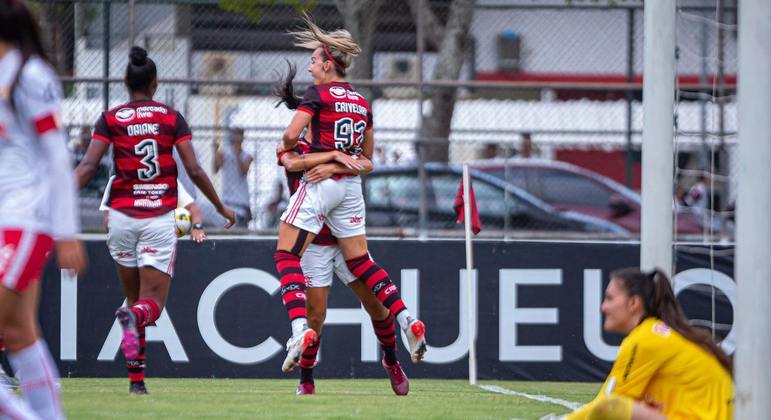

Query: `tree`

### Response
(37, 0, 73, 75)
(409, 0, 475, 162)
(334, 0, 385, 91)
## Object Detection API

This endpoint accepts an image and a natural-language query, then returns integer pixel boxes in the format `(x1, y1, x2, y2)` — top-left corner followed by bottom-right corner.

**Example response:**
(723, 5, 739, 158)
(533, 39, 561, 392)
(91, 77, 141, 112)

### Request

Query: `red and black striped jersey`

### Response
(297, 82, 372, 157)
(92, 100, 191, 218)
(278, 141, 336, 246)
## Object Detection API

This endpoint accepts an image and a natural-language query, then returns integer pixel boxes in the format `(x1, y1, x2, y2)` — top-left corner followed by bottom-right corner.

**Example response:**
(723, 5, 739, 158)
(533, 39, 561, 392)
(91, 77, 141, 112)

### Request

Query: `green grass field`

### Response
(60, 378, 600, 419)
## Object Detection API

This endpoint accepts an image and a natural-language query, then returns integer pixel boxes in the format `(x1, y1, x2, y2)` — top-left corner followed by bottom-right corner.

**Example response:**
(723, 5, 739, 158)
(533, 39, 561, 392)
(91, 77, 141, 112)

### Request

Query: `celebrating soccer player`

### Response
(565, 268, 734, 420)
(0, 1, 87, 418)
(273, 62, 422, 395)
(75, 46, 235, 394)
(274, 14, 427, 377)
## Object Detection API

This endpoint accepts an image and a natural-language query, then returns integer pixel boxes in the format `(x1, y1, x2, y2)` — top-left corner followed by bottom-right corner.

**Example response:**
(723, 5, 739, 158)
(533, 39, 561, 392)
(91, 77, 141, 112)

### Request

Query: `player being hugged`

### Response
(0, 1, 87, 418)
(76, 46, 235, 395)
(274, 14, 427, 376)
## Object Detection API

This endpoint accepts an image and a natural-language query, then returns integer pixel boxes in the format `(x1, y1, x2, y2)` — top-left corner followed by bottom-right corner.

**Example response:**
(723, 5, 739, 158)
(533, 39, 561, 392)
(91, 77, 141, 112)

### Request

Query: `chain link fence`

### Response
(33, 0, 736, 240)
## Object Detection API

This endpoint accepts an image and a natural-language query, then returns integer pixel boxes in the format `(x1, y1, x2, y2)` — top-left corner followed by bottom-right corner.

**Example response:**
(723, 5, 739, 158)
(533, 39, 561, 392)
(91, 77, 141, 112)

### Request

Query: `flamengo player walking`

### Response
(76, 46, 235, 394)
(274, 14, 427, 375)
(0, 1, 87, 418)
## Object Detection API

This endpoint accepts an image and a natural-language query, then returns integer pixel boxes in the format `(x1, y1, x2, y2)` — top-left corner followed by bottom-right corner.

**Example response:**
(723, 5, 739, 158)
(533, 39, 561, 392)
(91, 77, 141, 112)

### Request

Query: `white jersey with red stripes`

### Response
(0, 49, 74, 236)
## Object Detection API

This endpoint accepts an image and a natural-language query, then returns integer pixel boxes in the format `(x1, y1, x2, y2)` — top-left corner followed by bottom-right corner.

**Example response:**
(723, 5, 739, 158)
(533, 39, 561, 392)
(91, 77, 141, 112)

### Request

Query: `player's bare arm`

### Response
(185, 202, 206, 243)
(304, 156, 373, 183)
(282, 111, 312, 151)
(280, 149, 347, 172)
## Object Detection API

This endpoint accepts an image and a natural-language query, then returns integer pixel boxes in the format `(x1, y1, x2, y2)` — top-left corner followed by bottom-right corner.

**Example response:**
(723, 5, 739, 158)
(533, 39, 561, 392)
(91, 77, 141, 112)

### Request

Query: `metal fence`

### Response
(35, 0, 737, 240)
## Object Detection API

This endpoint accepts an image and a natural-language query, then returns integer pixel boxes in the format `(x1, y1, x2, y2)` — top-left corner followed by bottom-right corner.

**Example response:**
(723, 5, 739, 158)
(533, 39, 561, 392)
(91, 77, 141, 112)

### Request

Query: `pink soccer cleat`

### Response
(115, 307, 139, 360)
(296, 381, 315, 395)
(382, 357, 409, 396)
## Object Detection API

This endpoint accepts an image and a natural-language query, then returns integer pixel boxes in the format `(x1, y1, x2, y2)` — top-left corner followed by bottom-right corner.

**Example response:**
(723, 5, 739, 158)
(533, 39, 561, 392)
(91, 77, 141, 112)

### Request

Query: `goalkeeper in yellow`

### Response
(566, 267, 733, 420)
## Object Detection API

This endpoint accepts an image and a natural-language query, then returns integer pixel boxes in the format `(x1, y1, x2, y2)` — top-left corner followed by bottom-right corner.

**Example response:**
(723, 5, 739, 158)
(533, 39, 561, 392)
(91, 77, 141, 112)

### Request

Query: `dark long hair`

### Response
(611, 267, 732, 373)
(0, 0, 49, 112)
(125, 46, 157, 95)
(272, 59, 302, 110)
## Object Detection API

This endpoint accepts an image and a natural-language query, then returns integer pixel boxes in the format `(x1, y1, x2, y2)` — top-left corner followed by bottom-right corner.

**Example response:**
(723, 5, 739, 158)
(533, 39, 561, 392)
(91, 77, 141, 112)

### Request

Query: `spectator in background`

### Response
(683, 173, 708, 211)
(480, 142, 499, 160)
(213, 127, 253, 227)
(519, 132, 539, 159)
(71, 126, 91, 162)
(373, 145, 387, 164)
(71, 126, 110, 194)
(263, 168, 289, 229)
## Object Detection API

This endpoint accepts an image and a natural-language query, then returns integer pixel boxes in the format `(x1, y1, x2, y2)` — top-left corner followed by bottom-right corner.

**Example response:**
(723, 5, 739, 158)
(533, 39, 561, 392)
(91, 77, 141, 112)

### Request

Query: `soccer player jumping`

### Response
(274, 62, 425, 395)
(274, 14, 427, 379)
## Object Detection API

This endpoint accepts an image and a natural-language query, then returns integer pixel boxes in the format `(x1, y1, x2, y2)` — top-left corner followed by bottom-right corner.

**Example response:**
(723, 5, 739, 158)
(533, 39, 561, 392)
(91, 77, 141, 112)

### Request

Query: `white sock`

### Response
(9, 340, 64, 420)
(291, 318, 308, 337)
(396, 311, 414, 332)
(0, 382, 40, 420)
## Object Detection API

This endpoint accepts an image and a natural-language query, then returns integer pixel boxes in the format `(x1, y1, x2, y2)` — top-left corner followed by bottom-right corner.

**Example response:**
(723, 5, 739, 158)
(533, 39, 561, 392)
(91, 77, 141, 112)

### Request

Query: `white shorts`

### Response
(107, 209, 177, 276)
(300, 243, 357, 288)
(281, 176, 366, 239)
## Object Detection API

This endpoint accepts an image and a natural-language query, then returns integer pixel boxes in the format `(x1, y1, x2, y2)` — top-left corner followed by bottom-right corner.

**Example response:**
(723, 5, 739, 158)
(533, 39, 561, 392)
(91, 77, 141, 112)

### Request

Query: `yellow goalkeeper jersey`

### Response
(569, 317, 733, 420)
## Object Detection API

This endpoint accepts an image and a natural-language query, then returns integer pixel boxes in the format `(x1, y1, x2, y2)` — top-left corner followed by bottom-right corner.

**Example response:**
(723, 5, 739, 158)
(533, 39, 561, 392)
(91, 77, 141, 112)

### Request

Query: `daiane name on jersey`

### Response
(127, 123, 160, 136)
(334, 102, 367, 117)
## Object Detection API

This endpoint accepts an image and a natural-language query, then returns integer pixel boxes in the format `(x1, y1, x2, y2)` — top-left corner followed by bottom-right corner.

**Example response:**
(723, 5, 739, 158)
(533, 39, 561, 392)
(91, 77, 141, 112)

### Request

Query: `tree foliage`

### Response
(218, 0, 317, 24)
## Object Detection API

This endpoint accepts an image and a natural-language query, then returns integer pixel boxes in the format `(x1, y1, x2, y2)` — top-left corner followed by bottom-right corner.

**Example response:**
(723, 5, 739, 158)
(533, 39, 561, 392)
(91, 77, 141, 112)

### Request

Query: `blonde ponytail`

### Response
(288, 13, 361, 70)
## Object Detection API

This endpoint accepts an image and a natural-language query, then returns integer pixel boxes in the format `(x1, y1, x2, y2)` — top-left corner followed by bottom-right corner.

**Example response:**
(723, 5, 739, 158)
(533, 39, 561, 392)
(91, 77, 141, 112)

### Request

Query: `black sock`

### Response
(383, 346, 398, 366)
(300, 367, 314, 384)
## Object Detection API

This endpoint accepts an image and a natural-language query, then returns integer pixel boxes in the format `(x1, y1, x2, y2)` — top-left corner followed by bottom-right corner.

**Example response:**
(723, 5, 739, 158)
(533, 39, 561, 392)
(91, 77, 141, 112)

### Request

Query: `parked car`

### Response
(469, 158, 710, 235)
(364, 162, 629, 236)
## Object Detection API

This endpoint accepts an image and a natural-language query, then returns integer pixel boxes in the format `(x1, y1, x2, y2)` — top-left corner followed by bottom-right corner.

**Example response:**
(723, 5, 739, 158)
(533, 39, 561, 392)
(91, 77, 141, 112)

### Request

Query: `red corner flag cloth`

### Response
(453, 177, 482, 235)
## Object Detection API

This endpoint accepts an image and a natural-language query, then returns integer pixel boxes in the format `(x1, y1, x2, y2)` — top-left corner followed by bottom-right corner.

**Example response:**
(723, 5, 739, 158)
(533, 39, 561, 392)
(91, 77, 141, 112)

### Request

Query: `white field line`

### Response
(478, 384, 583, 411)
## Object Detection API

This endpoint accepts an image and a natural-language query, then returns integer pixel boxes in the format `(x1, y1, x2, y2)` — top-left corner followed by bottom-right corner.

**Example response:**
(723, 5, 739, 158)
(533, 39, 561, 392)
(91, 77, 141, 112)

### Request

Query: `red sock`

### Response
(347, 254, 406, 317)
(275, 250, 307, 321)
(372, 313, 397, 365)
(130, 298, 160, 327)
(299, 337, 320, 370)
(127, 326, 146, 383)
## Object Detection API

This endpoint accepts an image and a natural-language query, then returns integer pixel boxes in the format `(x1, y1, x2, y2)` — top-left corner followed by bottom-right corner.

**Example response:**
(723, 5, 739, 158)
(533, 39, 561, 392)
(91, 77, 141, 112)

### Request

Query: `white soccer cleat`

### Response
(406, 319, 427, 363)
(281, 328, 317, 373)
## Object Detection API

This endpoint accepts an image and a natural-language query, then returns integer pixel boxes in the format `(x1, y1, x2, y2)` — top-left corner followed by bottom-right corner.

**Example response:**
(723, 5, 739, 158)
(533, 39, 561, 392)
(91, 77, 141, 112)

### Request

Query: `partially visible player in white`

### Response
(100, 176, 208, 243)
(0, 1, 87, 418)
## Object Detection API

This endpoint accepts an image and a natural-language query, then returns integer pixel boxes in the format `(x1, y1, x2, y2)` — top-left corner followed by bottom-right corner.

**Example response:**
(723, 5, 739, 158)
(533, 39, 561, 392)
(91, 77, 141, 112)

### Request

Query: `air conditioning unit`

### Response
(199, 52, 235, 95)
(383, 56, 417, 98)
(497, 31, 521, 73)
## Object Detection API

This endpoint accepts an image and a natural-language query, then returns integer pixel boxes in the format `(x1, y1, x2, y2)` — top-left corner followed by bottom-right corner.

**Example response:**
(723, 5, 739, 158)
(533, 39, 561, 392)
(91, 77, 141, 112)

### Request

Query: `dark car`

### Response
(364, 162, 629, 236)
(469, 158, 709, 235)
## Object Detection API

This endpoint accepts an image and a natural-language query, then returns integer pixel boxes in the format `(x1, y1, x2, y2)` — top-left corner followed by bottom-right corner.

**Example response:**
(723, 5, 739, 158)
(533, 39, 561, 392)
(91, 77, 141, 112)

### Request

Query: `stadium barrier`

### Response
(40, 239, 733, 381)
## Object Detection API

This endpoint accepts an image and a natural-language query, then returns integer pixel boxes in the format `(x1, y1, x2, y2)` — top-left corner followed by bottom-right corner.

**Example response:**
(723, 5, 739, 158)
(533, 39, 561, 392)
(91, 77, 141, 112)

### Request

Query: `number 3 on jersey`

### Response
(334, 117, 366, 152)
(134, 138, 160, 180)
